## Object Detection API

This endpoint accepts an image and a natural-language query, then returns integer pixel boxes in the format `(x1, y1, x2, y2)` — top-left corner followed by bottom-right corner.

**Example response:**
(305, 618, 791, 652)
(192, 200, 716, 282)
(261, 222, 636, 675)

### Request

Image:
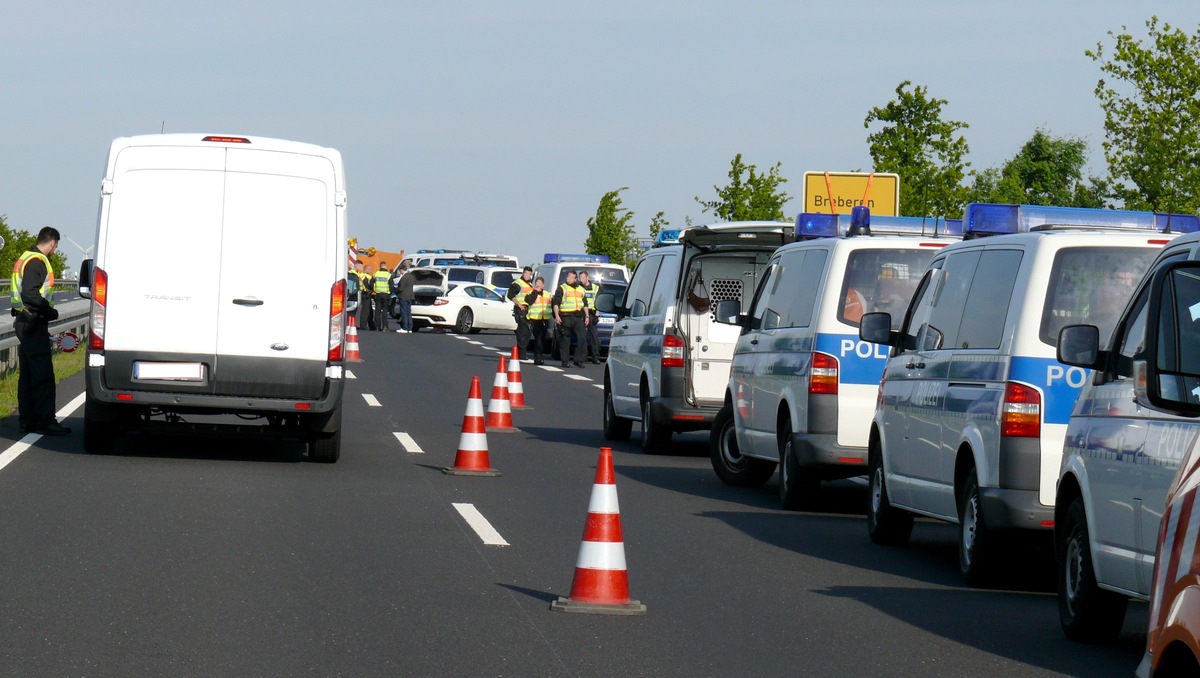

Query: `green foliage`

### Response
(648, 211, 668, 241)
(695, 154, 791, 222)
(1089, 17, 1200, 213)
(585, 188, 638, 267)
(864, 81, 971, 218)
(0, 215, 70, 283)
(966, 129, 1110, 207)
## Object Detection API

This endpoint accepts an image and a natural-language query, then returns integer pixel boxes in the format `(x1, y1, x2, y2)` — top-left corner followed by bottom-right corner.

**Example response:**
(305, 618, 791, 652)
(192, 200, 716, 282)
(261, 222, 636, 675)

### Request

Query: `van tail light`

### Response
(328, 278, 346, 361)
(1002, 382, 1041, 438)
(810, 352, 839, 394)
(88, 266, 108, 351)
(662, 334, 685, 368)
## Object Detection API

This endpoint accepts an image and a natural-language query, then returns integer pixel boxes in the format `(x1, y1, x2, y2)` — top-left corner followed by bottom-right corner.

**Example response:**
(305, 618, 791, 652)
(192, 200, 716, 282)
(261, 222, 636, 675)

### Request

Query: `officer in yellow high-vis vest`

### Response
(523, 276, 553, 365)
(10, 227, 70, 436)
(506, 266, 535, 360)
(552, 270, 589, 368)
(577, 270, 602, 364)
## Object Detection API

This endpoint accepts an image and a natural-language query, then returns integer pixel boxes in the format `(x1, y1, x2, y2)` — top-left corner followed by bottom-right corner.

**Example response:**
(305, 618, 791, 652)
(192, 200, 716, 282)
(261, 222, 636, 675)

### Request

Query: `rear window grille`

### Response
(707, 279, 743, 320)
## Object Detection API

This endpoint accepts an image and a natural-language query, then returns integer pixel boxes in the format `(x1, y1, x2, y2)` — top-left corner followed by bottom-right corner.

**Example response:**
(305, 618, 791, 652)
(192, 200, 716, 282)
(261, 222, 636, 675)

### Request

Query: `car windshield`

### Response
(490, 271, 519, 289)
(837, 249, 938, 328)
(1040, 246, 1156, 345)
(556, 265, 627, 286)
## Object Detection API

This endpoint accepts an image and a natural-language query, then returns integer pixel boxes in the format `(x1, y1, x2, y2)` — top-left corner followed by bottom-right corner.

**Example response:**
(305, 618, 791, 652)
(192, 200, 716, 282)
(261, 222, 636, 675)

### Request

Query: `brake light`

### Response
(810, 352, 838, 394)
(662, 334, 685, 368)
(89, 267, 108, 351)
(434, 298, 449, 306)
(1001, 382, 1041, 438)
(328, 279, 346, 361)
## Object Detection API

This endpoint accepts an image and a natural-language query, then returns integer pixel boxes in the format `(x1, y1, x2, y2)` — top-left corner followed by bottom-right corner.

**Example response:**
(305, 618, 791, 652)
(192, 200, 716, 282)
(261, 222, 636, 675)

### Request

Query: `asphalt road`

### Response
(0, 329, 1152, 676)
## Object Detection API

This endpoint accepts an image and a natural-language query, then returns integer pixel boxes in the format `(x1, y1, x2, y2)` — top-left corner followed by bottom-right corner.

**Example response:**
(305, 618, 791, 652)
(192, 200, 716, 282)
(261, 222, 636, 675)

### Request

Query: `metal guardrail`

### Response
(0, 299, 91, 378)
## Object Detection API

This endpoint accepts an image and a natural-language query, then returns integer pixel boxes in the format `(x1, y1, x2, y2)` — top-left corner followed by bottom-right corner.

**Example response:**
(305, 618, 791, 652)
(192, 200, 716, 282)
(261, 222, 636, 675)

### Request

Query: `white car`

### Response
(406, 269, 517, 334)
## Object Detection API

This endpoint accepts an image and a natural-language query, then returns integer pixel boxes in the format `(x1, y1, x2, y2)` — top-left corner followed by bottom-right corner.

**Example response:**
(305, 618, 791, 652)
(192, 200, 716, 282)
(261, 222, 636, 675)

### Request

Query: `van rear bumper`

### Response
(979, 487, 1054, 530)
(649, 397, 719, 433)
(791, 434, 869, 477)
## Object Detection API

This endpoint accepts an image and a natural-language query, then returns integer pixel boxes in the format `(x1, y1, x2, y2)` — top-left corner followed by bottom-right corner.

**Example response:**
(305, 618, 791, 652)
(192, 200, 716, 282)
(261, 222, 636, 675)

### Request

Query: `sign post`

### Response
(802, 172, 900, 216)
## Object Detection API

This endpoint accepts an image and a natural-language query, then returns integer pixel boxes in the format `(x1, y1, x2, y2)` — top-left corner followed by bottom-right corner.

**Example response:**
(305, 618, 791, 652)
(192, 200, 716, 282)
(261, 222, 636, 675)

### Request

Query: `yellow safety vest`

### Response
(10, 249, 55, 311)
(557, 283, 584, 313)
(579, 282, 599, 312)
(513, 278, 534, 308)
(527, 291, 552, 320)
(373, 269, 391, 294)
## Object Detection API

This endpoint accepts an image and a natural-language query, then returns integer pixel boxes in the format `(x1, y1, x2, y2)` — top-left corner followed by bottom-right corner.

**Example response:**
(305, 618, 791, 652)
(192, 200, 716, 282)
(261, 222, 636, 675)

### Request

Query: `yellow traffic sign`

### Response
(802, 172, 900, 216)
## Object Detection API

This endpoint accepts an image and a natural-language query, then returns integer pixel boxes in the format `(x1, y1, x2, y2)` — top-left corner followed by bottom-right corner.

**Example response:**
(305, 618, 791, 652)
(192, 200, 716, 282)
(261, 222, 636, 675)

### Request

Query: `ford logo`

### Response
(270, 343, 289, 351)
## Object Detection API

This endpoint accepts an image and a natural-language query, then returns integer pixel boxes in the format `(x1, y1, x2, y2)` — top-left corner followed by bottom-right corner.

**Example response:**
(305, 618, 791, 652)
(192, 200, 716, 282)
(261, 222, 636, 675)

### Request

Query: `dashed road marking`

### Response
(346, 370, 357, 379)
(362, 394, 382, 407)
(452, 503, 509, 546)
(593, 384, 604, 390)
(393, 432, 423, 453)
(539, 366, 563, 372)
(468, 341, 485, 346)
(564, 375, 592, 382)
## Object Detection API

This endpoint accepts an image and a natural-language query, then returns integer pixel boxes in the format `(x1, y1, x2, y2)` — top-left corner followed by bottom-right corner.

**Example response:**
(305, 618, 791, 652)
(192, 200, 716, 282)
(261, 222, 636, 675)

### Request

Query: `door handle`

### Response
(906, 361, 925, 369)
(233, 298, 264, 307)
(750, 339, 759, 345)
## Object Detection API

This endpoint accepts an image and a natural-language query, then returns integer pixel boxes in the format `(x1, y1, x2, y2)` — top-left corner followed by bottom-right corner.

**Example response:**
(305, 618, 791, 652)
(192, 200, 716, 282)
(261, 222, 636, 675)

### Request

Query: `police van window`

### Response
(1115, 287, 1149, 378)
(626, 256, 662, 318)
(956, 249, 1023, 349)
(747, 263, 780, 331)
(900, 264, 941, 351)
(837, 249, 939, 329)
(648, 253, 682, 317)
(918, 250, 980, 351)
(774, 249, 828, 328)
(491, 271, 519, 289)
(1040, 247, 1157, 347)
(1165, 266, 1200, 377)
(557, 265, 627, 286)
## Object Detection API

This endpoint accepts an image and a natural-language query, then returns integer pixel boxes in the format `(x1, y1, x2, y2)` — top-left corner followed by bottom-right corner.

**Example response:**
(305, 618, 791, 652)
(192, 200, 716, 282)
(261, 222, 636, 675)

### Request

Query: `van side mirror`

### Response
(595, 292, 616, 314)
(1057, 325, 1103, 369)
(713, 299, 742, 326)
(1138, 260, 1200, 416)
(859, 312, 896, 346)
(78, 259, 94, 299)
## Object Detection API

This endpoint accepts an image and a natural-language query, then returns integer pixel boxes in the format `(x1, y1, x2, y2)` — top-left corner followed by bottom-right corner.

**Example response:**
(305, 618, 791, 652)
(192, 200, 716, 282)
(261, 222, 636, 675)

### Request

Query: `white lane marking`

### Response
(453, 335, 470, 340)
(362, 394, 382, 407)
(539, 366, 563, 372)
(593, 384, 604, 390)
(393, 432, 424, 453)
(0, 391, 86, 474)
(346, 370, 357, 379)
(564, 375, 592, 382)
(452, 503, 510, 546)
(468, 341, 485, 346)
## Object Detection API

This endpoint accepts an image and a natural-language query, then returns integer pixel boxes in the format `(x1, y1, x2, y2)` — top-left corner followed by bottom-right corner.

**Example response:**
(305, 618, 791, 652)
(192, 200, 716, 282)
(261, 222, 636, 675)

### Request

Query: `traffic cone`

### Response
(551, 447, 646, 615)
(486, 356, 516, 432)
(442, 376, 500, 477)
(345, 314, 363, 362)
(508, 346, 528, 410)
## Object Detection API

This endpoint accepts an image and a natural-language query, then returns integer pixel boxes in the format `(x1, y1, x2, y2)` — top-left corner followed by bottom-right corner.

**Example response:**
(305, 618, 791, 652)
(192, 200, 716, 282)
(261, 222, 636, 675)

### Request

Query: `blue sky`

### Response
(4, 2, 1200, 271)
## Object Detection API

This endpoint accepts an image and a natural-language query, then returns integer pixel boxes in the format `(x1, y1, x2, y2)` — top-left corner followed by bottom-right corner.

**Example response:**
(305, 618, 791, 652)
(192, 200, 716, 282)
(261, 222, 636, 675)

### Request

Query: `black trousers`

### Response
(530, 320, 550, 362)
(374, 293, 390, 331)
(513, 309, 531, 358)
(557, 313, 586, 364)
(362, 294, 377, 330)
(584, 311, 601, 360)
(15, 317, 55, 429)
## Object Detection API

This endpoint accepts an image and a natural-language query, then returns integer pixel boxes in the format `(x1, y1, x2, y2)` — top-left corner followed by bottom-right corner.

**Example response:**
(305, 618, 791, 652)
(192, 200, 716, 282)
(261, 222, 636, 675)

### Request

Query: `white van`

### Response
(1053, 220, 1200, 642)
(599, 223, 792, 453)
(710, 209, 960, 509)
(859, 203, 1183, 583)
(79, 134, 350, 462)
(534, 253, 629, 289)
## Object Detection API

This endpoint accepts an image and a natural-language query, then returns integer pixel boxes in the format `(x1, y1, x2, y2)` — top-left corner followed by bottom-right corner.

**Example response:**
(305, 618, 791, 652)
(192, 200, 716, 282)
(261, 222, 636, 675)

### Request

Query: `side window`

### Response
(1114, 287, 1150, 379)
(771, 249, 828, 328)
(747, 264, 781, 331)
(901, 265, 940, 352)
(626, 257, 662, 318)
(955, 249, 1023, 349)
(919, 250, 980, 351)
(648, 253, 682, 317)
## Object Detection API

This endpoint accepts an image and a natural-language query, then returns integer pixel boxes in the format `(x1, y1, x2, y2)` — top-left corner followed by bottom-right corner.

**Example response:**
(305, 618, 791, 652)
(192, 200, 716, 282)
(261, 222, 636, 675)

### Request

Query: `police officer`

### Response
(524, 276, 553, 365)
(577, 270, 602, 364)
(361, 264, 377, 331)
(552, 270, 589, 368)
(11, 227, 69, 436)
(372, 261, 392, 331)
(506, 266, 535, 360)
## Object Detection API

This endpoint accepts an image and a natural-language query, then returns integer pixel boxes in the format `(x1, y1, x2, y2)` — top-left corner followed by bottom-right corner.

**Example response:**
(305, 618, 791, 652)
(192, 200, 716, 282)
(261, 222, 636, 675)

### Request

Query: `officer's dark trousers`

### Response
(374, 294, 390, 331)
(362, 295, 376, 331)
(513, 310, 531, 358)
(557, 313, 586, 365)
(530, 320, 549, 363)
(584, 312, 601, 360)
(15, 317, 55, 430)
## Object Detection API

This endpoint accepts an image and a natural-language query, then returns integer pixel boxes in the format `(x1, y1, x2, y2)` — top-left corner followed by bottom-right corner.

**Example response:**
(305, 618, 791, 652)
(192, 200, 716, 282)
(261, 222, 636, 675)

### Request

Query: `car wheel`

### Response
(709, 401, 775, 486)
(1058, 496, 1128, 642)
(455, 308, 474, 334)
(640, 395, 671, 454)
(778, 421, 820, 510)
(867, 443, 913, 545)
(602, 376, 633, 441)
(959, 468, 992, 585)
(308, 429, 341, 463)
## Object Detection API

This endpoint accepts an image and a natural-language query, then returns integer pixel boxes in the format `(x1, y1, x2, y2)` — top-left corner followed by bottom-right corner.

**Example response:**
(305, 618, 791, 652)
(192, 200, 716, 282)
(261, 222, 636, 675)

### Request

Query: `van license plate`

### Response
(134, 362, 204, 381)
(599, 317, 614, 325)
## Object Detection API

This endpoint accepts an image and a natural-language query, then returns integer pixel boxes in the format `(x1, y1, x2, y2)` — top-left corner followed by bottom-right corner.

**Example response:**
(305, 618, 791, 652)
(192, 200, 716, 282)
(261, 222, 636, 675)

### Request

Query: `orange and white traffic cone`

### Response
(486, 356, 516, 432)
(508, 346, 528, 410)
(442, 376, 500, 477)
(345, 314, 363, 363)
(551, 447, 646, 615)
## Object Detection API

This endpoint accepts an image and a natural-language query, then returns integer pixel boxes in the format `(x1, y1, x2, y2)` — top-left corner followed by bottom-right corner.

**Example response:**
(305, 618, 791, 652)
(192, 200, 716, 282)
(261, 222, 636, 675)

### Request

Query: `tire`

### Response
(640, 395, 671, 454)
(958, 468, 992, 585)
(603, 377, 632, 441)
(709, 402, 775, 486)
(1058, 497, 1128, 642)
(778, 420, 820, 510)
(308, 429, 341, 463)
(867, 443, 913, 545)
(455, 308, 474, 334)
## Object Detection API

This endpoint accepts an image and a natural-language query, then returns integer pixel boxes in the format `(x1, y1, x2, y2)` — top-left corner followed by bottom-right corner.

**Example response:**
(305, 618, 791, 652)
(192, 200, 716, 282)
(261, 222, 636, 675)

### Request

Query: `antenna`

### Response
(161, 121, 165, 134)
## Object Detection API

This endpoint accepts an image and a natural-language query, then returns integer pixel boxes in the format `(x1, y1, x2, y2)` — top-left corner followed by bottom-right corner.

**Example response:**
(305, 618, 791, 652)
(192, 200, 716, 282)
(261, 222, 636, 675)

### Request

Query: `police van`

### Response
(709, 209, 960, 509)
(1052, 220, 1200, 644)
(599, 223, 792, 453)
(858, 203, 1186, 583)
(534, 253, 629, 289)
(78, 134, 350, 462)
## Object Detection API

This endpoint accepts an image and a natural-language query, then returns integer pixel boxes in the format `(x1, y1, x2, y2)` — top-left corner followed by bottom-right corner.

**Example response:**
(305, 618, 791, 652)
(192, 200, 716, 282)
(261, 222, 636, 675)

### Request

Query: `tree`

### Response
(0, 215, 69, 283)
(864, 81, 971, 218)
(966, 129, 1110, 207)
(1089, 17, 1200, 213)
(585, 188, 638, 267)
(695, 154, 791, 222)
(648, 211, 668, 241)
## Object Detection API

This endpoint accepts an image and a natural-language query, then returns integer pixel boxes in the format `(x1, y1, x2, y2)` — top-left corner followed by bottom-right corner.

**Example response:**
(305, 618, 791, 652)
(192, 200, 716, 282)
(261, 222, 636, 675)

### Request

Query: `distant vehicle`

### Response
(405, 268, 516, 334)
(410, 250, 519, 269)
(441, 266, 523, 296)
(534, 253, 629, 292)
(79, 133, 349, 462)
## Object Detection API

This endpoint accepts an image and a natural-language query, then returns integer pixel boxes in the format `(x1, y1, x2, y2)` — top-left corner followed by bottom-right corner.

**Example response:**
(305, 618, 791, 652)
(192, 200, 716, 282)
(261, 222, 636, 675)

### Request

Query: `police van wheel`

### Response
(309, 430, 341, 463)
(1058, 497, 1127, 642)
(640, 397, 671, 454)
(958, 469, 993, 585)
(867, 444, 913, 545)
(778, 422, 819, 511)
(603, 377, 632, 441)
(709, 402, 774, 486)
(455, 309, 474, 334)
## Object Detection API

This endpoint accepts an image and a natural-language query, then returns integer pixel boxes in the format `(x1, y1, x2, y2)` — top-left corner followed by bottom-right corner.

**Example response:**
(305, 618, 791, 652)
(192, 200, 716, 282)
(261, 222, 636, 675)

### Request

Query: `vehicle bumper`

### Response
(979, 487, 1054, 530)
(791, 433, 869, 477)
(649, 397, 719, 433)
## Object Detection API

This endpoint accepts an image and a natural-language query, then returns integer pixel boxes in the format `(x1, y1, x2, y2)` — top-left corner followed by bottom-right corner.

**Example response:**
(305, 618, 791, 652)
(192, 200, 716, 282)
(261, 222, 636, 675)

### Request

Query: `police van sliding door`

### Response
(213, 149, 337, 399)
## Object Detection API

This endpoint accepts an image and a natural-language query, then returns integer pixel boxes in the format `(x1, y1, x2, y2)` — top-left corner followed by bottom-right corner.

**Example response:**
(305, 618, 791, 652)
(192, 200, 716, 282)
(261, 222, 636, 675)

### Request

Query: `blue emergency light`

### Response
(543, 253, 611, 264)
(654, 229, 682, 246)
(963, 203, 1200, 237)
(1156, 212, 1200, 233)
(795, 210, 961, 239)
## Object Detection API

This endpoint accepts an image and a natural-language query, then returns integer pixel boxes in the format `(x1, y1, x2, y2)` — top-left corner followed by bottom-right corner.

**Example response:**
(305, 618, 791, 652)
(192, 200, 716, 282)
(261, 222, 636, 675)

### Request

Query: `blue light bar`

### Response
(795, 212, 960, 239)
(543, 253, 611, 264)
(1156, 212, 1200, 233)
(795, 213, 840, 238)
(962, 203, 1189, 236)
(655, 229, 682, 246)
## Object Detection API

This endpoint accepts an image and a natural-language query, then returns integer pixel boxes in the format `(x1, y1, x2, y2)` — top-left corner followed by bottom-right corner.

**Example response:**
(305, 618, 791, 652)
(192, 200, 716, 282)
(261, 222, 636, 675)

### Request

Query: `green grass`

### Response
(0, 349, 87, 418)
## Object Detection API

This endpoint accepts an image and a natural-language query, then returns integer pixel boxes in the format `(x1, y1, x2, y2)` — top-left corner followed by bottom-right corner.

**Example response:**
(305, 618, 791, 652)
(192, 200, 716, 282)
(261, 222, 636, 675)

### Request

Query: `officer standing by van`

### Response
(372, 261, 392, 331)
(507, 266, 535, 360)
(577, 270, 602, 363)
(361, 264, 377, 331)
(552, 270, 589, 368)
(524, 276, 553, 365)
(10, 227, 69, 436)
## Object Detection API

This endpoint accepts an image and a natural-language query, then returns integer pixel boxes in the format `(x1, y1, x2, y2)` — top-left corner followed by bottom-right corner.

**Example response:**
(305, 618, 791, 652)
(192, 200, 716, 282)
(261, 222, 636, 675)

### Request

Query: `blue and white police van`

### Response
(858, 203, 1189, 584)
(709, 209, 960, 509)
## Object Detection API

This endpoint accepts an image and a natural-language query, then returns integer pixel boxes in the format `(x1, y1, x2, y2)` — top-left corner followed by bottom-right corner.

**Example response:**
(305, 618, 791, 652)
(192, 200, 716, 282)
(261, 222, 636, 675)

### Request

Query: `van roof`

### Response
(111, 134, 340, 156)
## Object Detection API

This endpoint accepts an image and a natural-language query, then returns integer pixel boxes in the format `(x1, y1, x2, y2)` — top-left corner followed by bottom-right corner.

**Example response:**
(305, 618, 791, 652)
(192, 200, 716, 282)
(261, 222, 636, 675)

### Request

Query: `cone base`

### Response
(486, 426, 519, 433)
(550, 597, 646, 615)
(442, 467, 502, 477)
